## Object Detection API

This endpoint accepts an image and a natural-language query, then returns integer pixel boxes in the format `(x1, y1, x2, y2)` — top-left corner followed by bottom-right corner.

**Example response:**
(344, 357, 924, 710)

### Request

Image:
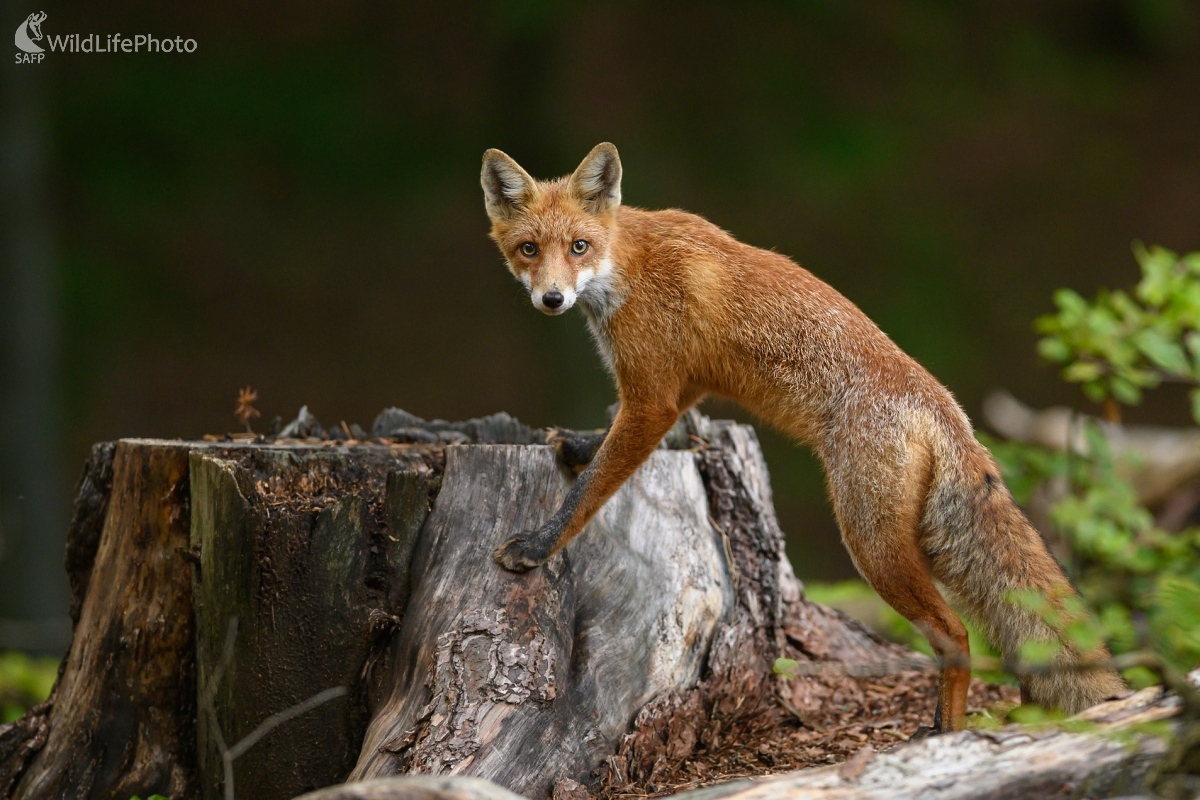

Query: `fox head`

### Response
(482, 143, 622, 316)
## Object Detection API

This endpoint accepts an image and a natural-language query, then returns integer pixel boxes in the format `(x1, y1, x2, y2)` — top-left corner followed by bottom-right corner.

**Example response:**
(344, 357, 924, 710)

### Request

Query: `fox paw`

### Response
(910, 725, 940, 741)
(495, 532, 551, 573)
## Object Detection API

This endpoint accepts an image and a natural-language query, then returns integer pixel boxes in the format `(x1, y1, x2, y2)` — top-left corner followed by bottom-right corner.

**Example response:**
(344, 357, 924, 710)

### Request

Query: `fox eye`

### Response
(571, 239, 589, 255)
(519, 242, 538, 257)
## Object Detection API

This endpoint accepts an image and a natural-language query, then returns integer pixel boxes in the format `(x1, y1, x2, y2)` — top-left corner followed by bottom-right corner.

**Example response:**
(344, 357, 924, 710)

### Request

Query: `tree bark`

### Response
(190, 444, 435, 800)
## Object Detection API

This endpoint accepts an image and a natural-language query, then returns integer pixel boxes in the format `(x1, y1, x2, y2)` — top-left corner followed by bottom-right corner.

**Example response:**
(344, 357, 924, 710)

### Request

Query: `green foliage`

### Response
(773, 657, 798, 677)
(996, 245, 1200, 685)
(801, 579, 920, 646)
(1036, 244, 1200, 418)
(799, 579, 1008, 683)
(0, 651, 58, 723)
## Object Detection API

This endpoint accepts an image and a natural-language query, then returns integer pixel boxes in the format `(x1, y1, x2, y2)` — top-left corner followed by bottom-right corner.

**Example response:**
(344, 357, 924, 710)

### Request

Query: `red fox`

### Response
(481, 142, 1126, 732)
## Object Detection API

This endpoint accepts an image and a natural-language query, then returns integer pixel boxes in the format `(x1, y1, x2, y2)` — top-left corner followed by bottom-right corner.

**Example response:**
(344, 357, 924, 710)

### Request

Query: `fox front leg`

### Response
(494, 467, 600, 571)
(495, 401, 679, 572)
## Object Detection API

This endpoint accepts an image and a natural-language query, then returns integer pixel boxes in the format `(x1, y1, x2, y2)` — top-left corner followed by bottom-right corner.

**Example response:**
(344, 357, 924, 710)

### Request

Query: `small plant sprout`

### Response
(234, 387, 261, 433)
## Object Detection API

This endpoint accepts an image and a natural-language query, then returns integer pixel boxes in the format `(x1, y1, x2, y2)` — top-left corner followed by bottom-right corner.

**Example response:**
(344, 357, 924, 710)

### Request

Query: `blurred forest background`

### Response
(1, 0, 1198, 650)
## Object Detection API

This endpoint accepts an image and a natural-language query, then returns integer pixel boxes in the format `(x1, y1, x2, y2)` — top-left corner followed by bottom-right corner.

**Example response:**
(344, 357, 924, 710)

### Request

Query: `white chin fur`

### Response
(576, 256, 621, 322)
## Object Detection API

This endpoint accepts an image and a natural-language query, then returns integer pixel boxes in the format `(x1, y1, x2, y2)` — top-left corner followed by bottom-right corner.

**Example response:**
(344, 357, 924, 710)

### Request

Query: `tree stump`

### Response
(3, 440, 196, 800)
(8, 407, 1185, 800)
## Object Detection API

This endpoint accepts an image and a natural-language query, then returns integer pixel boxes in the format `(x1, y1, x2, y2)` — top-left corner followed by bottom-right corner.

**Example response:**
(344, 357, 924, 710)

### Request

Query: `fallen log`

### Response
(982, 390, 1200, 507)
(298, 670, 1200, 800)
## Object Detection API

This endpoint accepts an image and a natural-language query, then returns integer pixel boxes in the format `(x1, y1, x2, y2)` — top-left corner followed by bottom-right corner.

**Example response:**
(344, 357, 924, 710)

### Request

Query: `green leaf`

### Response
(1037, 336, 1071, 363)
(1109, 376, 1142, 405)
(1019, 639, 1062, 666)
(1053, 288, 1088, 316)
(773, 658, 798, 678)
(1134, 244, 1180, 306)
(1063, 361, 1103, 382)
(1131, 328, 1189, 374)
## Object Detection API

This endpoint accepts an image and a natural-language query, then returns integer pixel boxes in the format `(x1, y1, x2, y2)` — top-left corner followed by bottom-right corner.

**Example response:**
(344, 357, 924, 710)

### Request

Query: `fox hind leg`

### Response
(833, 447, 971, 733)
(846, 526, 971, 732)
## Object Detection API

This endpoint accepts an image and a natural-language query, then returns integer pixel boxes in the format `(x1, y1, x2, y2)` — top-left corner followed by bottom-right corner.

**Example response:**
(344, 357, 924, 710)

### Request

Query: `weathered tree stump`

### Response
(4, 407, 1188, 800)
(190, 445, 435, 799)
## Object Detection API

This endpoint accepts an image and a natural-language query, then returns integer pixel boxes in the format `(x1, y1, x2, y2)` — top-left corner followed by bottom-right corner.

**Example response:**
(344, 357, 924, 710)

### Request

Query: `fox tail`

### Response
(924, 445, 1127, 713)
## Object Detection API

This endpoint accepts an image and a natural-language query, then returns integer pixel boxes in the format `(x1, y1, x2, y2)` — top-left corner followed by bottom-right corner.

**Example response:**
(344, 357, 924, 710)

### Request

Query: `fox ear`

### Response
(482, 149, 537, 221)
(568, 142, 622, 214)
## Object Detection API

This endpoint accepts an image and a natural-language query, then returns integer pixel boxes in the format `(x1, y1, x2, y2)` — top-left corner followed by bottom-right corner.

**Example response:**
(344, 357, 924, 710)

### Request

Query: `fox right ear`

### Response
(482, 150, 537, 221)
(568, 142, 622, 215)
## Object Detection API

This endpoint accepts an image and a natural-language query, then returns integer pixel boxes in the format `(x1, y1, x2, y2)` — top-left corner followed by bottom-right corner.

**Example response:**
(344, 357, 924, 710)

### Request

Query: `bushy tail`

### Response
(924, 448, 1127, 714)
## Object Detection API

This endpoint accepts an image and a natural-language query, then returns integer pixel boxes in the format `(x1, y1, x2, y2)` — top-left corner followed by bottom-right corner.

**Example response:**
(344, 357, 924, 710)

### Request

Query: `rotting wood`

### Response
(592, 424, 912, 797)
(191, 446, 435, 800)
(668, 675, 1198, 800)
(0, 442, 117, 798)
(298, 775, 529, 800)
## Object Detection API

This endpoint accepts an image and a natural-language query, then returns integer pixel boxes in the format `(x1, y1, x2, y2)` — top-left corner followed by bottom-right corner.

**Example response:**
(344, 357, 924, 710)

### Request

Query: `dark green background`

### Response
(2, 1, 1199, 631)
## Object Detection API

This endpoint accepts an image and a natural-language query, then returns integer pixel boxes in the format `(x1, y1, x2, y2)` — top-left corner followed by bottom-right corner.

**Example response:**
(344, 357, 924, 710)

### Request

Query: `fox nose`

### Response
(543, 291, 564, 309)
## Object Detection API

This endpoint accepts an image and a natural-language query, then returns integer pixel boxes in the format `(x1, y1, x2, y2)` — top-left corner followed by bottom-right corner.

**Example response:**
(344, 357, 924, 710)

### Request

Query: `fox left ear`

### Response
(568, 143, 622, 215)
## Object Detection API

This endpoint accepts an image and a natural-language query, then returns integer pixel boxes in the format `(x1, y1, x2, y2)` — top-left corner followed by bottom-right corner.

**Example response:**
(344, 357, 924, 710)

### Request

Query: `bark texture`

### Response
(191, 445, 435, 800)
(11, 440, 197, 800)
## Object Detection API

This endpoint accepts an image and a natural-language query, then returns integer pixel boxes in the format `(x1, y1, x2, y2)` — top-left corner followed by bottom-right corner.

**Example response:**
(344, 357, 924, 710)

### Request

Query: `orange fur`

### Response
(482, 143, 1126, 731)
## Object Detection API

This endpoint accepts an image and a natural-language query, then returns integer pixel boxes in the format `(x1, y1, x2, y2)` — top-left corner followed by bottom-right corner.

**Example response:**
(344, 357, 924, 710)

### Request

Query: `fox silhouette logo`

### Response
(15, 11, 46, 53)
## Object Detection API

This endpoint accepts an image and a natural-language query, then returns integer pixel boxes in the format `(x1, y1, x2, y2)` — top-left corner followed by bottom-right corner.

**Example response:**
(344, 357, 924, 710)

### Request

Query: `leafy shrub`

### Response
(997, 244, 1200, 683)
